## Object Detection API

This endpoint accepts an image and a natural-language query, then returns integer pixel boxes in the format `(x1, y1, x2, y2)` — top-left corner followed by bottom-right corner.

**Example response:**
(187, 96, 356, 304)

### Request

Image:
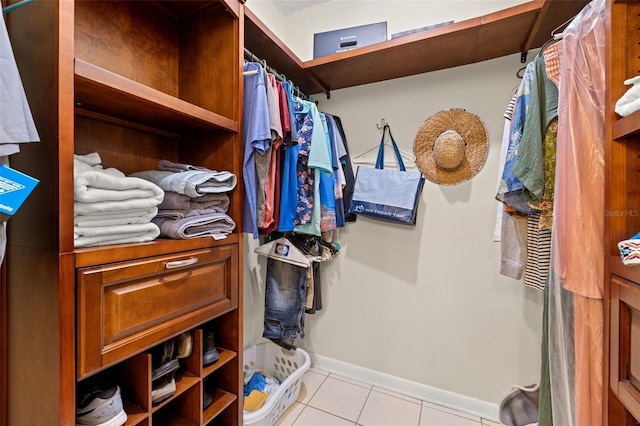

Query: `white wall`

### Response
(244, 0, 543, 408)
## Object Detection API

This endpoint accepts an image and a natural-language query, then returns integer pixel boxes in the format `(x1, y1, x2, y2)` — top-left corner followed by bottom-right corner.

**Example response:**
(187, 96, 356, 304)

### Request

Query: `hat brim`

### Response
(413, 109, 489, 185)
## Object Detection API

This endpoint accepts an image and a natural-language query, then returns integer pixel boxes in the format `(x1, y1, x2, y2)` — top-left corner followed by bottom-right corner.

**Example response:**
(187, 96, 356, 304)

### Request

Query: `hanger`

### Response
(352, 119, 416, 168)
(2, 0, 34, 14)
(550, 14, 575, 41)
(254, 237, 312, 268)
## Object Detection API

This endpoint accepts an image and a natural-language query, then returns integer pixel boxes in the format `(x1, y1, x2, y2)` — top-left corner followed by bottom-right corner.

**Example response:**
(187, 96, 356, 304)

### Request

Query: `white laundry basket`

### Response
(243, 341, 311, 426)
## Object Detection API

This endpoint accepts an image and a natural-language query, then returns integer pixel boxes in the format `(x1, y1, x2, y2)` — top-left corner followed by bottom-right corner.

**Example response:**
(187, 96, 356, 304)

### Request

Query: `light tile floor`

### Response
(274, 368, 502, 426)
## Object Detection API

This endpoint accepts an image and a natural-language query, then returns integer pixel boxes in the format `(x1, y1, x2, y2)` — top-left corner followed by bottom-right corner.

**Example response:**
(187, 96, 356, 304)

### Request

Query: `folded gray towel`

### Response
(159, 191, 230, 213)
(152, 208, 236, 239)
(131, 169, 237, 197)
(157, 159, 208, 173)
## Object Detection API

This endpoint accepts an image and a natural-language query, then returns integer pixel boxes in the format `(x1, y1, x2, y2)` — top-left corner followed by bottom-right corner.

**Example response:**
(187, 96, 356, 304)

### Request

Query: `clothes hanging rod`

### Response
(243, 47, 312, 101)
(2, 0, 35, 14)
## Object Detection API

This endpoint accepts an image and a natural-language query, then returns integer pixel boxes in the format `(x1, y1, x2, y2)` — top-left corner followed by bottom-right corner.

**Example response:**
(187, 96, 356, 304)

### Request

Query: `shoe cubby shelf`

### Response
(108, 328, 238, 426)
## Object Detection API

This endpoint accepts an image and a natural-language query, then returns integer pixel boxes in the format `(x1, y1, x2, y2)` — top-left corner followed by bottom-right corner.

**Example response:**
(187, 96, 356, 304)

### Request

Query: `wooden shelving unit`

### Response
(244, 0, 590, 96)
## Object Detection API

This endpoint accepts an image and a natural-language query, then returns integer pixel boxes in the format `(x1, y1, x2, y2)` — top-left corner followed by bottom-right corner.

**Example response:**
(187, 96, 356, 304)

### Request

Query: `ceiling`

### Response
(270, 0, 331, 16)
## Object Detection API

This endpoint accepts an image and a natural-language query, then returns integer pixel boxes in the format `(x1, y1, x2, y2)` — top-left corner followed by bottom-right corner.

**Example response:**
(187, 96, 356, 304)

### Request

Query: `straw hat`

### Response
(413, 109, 488, 185)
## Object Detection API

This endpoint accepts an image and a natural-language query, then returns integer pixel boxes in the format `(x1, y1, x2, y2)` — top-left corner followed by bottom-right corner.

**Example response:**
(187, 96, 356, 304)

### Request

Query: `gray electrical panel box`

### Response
(313, 22, 387, 59)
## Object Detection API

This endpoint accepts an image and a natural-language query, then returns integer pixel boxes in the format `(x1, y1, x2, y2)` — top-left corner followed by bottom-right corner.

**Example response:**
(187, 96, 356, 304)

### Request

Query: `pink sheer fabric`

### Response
(554, 0, 606, 300)
(551, 1, 606, 425)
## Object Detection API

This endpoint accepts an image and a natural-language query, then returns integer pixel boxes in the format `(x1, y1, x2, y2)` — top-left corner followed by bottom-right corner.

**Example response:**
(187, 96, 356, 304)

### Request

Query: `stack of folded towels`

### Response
(74, 153, 164, 248)
(130, 160, 237, 239)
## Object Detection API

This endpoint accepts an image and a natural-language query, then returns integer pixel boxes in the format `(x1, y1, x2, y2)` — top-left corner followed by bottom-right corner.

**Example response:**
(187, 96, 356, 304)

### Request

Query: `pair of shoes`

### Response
(203, 331, 220, 366)
(150, 339, 181, 405)
(76, 379, 127, 426)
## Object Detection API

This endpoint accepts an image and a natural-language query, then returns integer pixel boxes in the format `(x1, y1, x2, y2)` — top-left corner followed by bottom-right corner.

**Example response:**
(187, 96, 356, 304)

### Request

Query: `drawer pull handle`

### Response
(165, 257, 199, 269)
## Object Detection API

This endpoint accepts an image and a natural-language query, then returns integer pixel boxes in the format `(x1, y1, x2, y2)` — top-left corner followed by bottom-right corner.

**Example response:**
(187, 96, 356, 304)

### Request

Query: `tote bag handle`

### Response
(375, 124, 407, 171)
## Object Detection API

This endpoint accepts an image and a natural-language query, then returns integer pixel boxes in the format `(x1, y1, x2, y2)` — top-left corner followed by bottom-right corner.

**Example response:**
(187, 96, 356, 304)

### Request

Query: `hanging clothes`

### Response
(496, 61, 537, 214)
(292, 98, 332, 237)
(513, 53, 559, 206)
(243, 62, 271, 239)
(318, 113, 337, 233)
(541, 2, 607, 426)
(0, 12, 40, 263)
(242, 59, 355, 239)
(494, 91, 518, 242)
(0, 12, 39, 153)
(254, 69, 278, 231)
(497, 92, 529, 280)
(277, 82, 300, 233)
(331, 115, 357, 223)
(515, 53, 557, 291)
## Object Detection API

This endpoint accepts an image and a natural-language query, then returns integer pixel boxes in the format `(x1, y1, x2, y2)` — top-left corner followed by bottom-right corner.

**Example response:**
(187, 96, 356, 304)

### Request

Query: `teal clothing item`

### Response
(294, 99, 332, 236)
(318, 113, 337, 232)
(513, 54, 558, 205)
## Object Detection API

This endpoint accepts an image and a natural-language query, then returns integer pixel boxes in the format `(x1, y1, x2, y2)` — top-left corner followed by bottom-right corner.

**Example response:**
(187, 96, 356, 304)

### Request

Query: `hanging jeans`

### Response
(263, 257, 307, 347)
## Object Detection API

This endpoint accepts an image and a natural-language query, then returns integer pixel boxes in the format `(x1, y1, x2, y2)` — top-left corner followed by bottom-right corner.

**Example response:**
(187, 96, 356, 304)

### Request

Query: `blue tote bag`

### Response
(348, 125, 425, 225)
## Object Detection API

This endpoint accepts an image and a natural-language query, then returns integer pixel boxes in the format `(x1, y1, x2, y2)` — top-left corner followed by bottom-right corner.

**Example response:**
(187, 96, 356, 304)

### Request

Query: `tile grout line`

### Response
(291, 372, 330, 425)
(354, 387, 373, 425)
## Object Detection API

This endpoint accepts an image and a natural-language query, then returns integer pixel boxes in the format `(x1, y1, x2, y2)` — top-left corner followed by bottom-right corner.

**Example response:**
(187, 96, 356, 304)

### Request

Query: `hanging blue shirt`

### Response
(278, 82, 299, 232)
(496, 61, 536, 214)
(243, 62, 271, 238)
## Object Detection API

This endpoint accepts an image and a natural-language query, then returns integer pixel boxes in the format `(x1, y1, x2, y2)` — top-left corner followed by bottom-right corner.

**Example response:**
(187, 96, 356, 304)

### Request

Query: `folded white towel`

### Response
(75, 152, 102, 167)
(75, 170, 164, 204)
(615, 75, 640, 117)
(74, 208, 158, 227)
(74, 222, 160, 248)
(131, 169, 237, 197)
(75, 198, 164, 215)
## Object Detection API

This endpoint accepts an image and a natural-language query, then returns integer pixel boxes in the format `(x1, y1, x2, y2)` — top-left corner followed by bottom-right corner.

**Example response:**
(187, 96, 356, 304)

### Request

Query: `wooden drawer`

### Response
(611, 274, 640, 422)
(77, 244, 238, 379)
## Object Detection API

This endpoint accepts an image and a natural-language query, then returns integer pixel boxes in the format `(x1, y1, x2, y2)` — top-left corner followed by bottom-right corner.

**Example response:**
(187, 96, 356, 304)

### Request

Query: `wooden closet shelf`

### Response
(245, 0, 590, 94)
(74, 59, 238, 134)
(611, 255, 640, 285)
(203, 389, 237, 424)
(74, 233, 240, 268)
(613, 110, 640, 140)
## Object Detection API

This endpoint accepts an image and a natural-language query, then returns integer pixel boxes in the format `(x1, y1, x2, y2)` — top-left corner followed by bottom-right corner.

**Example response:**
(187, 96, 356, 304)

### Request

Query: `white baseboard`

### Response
(310, 353, 500, 422)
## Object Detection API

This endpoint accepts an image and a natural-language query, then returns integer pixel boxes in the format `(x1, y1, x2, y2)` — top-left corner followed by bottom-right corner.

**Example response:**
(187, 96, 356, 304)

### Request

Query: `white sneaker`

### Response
(76, 384, 127, 426)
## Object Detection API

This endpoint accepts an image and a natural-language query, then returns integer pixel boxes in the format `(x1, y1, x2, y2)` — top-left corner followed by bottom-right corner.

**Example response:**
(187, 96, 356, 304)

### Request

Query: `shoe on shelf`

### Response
(203, 331, 220, 366)
(151, 358, 180, 382)
(76, 379, 127, 426)
(174, 331, 193, 359)
(152, 376, 176, 405)
(203, 388, 213, 410)
(151, 339, 175, 368)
